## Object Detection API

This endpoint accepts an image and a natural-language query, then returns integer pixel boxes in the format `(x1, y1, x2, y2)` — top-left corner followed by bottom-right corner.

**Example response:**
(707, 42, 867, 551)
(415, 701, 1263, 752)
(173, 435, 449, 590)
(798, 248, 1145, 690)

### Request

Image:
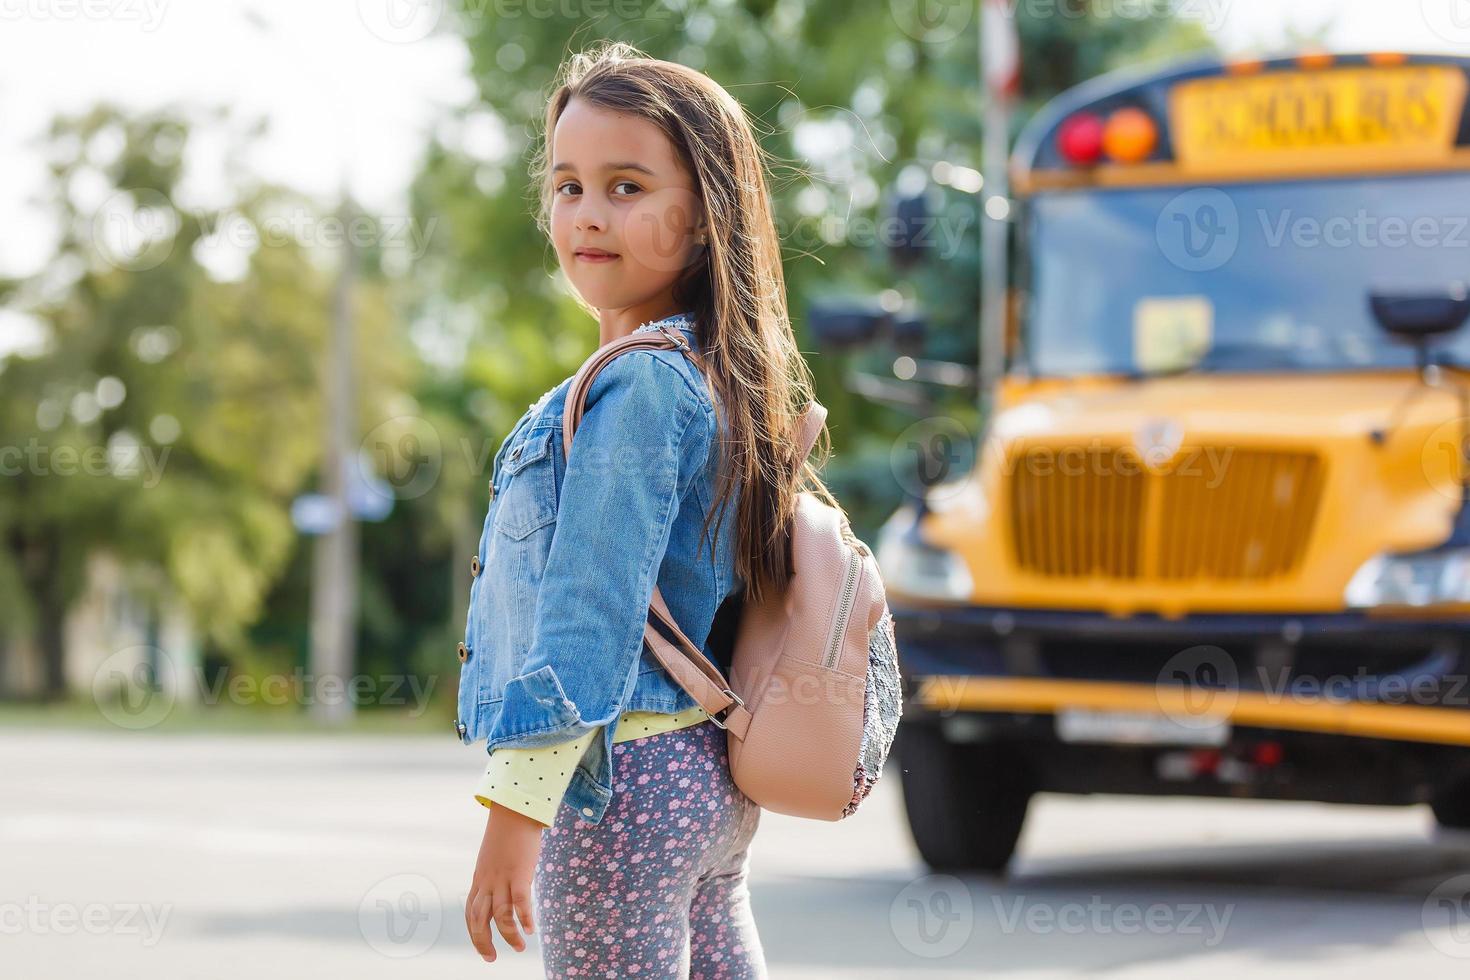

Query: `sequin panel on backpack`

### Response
(843, 608, 901, 817)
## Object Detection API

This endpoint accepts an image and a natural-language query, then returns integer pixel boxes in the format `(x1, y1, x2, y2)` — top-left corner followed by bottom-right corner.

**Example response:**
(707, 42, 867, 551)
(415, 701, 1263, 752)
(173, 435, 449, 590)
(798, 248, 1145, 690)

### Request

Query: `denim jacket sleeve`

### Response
(482, 348, 713, 752)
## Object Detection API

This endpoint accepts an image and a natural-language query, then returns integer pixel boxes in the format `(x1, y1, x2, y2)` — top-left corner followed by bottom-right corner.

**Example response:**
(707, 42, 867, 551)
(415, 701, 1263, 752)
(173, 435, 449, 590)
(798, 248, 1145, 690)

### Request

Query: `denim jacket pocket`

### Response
(492, 426, 558, 540)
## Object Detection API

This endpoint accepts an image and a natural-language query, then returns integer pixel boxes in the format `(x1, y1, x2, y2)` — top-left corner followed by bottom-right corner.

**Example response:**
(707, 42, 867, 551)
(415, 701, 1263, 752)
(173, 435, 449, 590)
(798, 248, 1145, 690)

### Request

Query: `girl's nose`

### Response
(574, 202, 608, 234)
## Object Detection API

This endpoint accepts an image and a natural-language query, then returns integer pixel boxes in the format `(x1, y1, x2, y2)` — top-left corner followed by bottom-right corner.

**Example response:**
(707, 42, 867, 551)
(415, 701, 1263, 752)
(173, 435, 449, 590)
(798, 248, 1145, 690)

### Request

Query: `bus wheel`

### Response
(1432, 782, 1470, 829)
(896, 721, 1030, 875)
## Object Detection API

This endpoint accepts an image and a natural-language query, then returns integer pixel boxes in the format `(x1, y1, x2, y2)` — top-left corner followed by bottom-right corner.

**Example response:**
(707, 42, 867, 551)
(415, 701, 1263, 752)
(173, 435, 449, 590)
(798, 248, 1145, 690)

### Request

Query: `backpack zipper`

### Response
(822, 548, 864, 669)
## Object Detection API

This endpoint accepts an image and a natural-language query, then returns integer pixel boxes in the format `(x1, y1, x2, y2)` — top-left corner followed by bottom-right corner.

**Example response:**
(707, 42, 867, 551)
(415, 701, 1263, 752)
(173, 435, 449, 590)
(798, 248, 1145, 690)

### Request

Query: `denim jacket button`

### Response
(470, 555, 481, 577)
(457, 641, 470, 663)
(454, 718, 467, 739)
(581, 807, 594, 816)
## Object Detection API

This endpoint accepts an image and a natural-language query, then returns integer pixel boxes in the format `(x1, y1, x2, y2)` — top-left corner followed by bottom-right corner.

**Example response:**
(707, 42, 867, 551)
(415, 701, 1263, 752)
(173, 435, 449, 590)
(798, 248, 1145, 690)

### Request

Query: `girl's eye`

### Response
(554, 180, 639, 197)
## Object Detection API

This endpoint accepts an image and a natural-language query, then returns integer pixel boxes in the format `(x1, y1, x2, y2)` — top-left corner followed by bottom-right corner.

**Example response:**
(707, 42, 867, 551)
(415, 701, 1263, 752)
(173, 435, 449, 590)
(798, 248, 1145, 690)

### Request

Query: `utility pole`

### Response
(980, 0, 1019, 422)
(309, 191, 359, 725)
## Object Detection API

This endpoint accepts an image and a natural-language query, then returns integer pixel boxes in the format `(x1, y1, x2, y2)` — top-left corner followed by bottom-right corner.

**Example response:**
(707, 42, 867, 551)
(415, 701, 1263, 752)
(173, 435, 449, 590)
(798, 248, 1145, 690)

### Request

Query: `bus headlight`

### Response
(1344, 547, 1470, 608)
(875, 506, 973, 601)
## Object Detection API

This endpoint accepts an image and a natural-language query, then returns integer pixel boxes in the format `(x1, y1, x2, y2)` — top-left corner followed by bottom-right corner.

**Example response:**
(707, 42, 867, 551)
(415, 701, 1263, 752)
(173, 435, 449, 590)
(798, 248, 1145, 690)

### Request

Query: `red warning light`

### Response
(1057, 112, 1105, 166)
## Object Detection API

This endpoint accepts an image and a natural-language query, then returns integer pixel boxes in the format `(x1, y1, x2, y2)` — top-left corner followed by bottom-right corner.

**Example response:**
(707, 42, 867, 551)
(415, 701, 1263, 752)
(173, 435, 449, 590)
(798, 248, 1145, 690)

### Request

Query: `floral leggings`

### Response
(532, 718, 767, 978)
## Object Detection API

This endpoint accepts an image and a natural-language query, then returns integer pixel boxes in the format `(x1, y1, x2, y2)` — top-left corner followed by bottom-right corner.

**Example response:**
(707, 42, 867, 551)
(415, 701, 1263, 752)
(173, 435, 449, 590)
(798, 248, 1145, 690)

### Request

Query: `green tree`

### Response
(0, 105, 412, 699)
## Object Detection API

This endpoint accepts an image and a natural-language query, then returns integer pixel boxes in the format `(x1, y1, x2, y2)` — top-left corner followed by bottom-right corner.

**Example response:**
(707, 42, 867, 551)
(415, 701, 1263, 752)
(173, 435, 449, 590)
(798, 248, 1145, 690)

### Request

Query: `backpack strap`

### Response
(796, 400, 827, 460)
(646, 586, 751, 737)
(562, 323, 706, 461)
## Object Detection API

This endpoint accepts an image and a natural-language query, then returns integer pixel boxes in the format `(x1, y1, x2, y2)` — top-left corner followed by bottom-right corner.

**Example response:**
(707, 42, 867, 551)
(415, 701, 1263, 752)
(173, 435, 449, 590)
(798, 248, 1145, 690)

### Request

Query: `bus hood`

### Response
(989, 373, 1458, 447)
(927, 372, 1470, 615)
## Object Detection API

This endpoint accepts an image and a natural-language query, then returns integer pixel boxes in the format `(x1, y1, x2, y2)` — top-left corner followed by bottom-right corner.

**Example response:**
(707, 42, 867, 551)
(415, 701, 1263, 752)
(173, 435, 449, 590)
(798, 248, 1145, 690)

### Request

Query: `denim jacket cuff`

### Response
(484, 663, 614, 751)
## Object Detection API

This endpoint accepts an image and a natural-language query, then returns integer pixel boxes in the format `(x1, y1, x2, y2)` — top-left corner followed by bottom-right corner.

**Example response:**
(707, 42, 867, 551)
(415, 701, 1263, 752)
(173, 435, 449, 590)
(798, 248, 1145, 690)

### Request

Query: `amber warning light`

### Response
(1057, 107, 1158, 166)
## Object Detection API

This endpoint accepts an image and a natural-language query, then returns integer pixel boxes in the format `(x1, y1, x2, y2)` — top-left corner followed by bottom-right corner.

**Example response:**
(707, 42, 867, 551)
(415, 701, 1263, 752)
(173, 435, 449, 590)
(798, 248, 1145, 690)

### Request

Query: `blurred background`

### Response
(0, 0, 1219, 721)
(10, 1, 1470, 977)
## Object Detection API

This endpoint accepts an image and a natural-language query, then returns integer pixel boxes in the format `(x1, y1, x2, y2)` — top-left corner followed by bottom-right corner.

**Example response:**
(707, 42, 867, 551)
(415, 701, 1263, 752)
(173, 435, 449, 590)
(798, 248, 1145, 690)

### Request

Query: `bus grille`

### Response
(1008, 446, 1325, 581)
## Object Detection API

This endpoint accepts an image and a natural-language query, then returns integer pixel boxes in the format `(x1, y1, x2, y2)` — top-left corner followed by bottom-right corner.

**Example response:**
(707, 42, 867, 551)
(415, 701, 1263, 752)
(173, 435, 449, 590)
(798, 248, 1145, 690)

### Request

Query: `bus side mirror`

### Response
(1369, 288, 1470, 343)
(1367, 287, 1470, 478)
(807, 298, 926, 354)
(888, 189, 932, 271)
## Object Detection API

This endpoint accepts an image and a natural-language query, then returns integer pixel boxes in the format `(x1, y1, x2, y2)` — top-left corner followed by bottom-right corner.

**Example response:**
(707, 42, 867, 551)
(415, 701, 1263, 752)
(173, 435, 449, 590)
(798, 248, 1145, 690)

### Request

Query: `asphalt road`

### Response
(6, 725, 1470, 978)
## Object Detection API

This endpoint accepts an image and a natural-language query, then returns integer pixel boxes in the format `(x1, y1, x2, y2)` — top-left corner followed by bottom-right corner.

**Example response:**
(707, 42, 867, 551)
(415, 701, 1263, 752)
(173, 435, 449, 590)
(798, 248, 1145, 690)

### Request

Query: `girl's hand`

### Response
(466, 804, 544, 963)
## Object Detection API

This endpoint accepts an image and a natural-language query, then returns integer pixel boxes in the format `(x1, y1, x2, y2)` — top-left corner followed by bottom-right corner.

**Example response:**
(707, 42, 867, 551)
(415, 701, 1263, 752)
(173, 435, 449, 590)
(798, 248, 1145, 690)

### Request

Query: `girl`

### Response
(460, 41, 829, 978)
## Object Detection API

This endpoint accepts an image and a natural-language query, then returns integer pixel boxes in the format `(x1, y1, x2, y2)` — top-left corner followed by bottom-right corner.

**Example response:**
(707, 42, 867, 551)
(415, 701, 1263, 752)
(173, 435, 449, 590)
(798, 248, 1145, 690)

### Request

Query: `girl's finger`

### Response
(467, 889, 497, 962)
(492, 882, 527, 953)
(512, 882, 535, 936)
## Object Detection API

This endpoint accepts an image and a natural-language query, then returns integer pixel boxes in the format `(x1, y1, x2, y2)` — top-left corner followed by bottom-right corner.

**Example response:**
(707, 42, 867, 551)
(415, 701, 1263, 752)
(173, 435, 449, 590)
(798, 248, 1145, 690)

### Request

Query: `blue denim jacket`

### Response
(453, 312, 743, 823)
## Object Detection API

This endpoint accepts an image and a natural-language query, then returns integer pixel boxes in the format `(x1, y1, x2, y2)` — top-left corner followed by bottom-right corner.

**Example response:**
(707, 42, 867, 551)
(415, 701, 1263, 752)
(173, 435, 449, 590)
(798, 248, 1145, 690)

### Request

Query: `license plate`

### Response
(1170, 66, 1466, 174)
(1056, 707, 1229, 746)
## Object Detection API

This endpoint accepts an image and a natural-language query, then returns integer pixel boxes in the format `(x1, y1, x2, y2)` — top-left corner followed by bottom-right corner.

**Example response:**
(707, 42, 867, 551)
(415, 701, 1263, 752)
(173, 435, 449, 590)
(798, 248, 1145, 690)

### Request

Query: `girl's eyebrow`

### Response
(551, 161, 657, 176)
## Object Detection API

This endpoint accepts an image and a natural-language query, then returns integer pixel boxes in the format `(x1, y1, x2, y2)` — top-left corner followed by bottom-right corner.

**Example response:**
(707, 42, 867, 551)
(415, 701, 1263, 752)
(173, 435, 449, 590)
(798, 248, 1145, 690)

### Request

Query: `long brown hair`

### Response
(531, 41, 845, 605)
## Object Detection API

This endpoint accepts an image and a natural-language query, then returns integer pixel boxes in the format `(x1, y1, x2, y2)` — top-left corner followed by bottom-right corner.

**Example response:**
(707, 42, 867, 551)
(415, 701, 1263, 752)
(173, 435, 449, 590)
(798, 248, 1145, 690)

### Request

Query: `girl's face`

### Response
(549, 97, 706, 315)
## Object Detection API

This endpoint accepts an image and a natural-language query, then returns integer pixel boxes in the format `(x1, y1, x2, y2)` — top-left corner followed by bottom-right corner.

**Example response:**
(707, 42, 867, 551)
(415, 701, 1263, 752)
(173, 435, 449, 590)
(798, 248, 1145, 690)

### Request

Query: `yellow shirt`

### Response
(474, 704, 710, 826)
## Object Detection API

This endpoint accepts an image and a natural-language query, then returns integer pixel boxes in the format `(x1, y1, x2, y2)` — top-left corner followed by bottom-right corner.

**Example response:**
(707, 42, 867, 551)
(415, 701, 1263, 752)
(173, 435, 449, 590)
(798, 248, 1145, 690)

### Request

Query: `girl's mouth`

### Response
(575, 248, 620, 263)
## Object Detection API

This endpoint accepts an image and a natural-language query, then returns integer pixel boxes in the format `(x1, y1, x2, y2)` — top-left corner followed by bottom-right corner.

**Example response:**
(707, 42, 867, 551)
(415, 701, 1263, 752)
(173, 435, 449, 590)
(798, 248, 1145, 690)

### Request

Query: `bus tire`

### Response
(1432, 783, 1470, 830)
(896, 721, 1030, 875)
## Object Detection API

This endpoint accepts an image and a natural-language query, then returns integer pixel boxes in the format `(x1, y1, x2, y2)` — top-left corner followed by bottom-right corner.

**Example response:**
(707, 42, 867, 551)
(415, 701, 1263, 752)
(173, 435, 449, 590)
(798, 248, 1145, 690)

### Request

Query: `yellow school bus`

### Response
(881, 52, 1470, 872)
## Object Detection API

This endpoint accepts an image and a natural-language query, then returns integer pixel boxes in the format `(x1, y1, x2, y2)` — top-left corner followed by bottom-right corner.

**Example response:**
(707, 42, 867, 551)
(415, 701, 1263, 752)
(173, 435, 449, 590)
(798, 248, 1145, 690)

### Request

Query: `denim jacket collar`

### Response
(631, 310, 698, 349)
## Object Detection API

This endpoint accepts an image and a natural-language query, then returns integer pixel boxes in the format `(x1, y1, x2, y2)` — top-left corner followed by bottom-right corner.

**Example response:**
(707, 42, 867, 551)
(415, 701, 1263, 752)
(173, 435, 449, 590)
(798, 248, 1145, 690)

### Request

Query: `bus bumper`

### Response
(892, 602, 1470, 805)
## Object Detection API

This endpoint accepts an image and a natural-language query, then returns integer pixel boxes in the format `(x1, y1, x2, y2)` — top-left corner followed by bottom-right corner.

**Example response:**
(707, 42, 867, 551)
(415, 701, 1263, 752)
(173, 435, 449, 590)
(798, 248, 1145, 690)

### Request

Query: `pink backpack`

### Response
(563, 323, 901, 820)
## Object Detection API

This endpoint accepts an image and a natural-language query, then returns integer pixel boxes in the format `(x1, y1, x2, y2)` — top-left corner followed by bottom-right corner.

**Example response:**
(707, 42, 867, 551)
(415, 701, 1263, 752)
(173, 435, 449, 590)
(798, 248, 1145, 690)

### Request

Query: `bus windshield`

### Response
(1025, 172, 1470, 377)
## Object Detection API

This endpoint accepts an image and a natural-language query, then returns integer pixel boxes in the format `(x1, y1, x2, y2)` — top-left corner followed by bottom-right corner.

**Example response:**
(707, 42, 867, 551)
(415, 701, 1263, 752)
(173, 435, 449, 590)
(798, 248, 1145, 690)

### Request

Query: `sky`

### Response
(0, 1, 471, 281)
(0, 0, 1467, 291)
